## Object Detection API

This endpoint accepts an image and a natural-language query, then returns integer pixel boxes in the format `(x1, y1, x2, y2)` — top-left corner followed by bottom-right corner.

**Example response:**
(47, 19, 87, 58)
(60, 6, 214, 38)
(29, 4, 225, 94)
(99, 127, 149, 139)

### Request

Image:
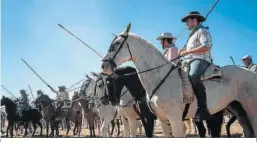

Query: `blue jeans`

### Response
(188, 59, 210, 108)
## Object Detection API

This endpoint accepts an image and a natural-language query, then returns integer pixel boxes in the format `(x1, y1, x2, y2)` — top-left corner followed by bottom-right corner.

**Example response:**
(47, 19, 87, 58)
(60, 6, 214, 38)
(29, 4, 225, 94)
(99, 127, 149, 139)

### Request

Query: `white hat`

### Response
(241, 55, 252, 60)
(157, 32, 177, 40)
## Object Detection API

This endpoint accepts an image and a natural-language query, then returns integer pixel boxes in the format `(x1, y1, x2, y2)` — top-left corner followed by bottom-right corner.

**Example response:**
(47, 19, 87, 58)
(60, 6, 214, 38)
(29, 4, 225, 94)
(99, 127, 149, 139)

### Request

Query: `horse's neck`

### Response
(128, 36, 180, 95)
(87, 79, 96, 95)
(80, 99, 89, 111)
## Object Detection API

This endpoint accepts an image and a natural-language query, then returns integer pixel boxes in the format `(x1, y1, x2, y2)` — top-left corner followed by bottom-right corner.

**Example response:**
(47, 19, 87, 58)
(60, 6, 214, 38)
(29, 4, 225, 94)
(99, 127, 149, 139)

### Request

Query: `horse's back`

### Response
(221, 65, 257, 82)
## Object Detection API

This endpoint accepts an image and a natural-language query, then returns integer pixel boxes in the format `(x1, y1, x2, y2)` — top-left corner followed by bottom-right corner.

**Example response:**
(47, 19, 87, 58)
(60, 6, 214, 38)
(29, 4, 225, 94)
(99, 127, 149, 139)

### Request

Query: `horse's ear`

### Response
(122, 23, 131, 36)
(91, 72, 100, 78)
(85, 74, 90, 79)
(111, 33, 118, 37)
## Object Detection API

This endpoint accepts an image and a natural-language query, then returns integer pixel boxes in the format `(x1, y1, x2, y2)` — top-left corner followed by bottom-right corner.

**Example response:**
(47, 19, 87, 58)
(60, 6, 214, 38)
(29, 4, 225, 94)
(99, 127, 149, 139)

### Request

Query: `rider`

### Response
(156, 32, 178, 62)
(178, 11, 212, 122)
(241, 55, 257, 73)
(18, 89, 30, 117)
(49, 85, 70, 115)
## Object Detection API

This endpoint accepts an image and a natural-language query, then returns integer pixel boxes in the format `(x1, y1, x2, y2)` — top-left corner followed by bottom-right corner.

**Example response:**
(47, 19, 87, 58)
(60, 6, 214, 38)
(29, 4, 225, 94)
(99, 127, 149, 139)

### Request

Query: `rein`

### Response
(106, 34, 183, 79)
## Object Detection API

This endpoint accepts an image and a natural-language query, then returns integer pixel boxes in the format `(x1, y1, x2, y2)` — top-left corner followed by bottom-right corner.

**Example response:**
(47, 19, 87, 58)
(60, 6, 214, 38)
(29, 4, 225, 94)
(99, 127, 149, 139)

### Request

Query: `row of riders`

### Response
(1, 11, 257, 138)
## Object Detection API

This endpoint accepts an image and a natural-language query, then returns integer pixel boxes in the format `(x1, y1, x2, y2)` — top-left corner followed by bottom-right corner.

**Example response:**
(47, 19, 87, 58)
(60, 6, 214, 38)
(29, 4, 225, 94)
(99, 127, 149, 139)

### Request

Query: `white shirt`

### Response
(56, 91, 69, 101)
(184, 27, 212, 63)
(248, 63, 257, 73)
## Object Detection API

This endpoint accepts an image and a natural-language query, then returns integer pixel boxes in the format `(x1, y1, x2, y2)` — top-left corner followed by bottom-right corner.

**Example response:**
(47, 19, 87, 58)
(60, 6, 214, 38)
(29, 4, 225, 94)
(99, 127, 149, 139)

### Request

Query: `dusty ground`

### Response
(1, 116, 243, 138)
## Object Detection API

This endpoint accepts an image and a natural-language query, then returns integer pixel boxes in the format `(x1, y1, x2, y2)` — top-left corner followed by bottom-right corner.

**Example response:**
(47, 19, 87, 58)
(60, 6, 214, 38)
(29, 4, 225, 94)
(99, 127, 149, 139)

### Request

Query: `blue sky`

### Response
(1, 0, 257, 100)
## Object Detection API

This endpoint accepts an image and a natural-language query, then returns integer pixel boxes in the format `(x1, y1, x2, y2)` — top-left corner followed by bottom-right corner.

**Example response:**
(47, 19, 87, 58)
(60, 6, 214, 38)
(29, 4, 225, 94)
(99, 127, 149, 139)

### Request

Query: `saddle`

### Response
(179, 61, 222, 104)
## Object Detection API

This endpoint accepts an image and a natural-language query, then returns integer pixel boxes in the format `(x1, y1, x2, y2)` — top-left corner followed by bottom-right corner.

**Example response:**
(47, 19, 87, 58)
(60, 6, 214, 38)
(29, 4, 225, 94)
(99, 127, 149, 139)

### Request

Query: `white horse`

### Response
(100, 23, 257, 137)
(118, 87, 143, 137)
(80, 75, 119, 137)
(85, 73, 142, 137)
(92, 72, 195, 137)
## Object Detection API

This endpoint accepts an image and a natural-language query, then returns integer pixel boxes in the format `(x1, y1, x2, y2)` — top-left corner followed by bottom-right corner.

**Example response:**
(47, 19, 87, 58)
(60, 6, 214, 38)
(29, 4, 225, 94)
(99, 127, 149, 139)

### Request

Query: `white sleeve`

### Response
(252, 65, 257, 73)
(198, 28, 212, 48)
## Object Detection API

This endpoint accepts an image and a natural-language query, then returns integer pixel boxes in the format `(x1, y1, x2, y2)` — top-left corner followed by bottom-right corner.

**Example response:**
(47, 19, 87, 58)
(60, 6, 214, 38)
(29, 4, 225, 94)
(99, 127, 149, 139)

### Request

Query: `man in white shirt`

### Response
(241, 55, 257, 73)
(49, 85, 70, 115)
(178, 11, 212, 122)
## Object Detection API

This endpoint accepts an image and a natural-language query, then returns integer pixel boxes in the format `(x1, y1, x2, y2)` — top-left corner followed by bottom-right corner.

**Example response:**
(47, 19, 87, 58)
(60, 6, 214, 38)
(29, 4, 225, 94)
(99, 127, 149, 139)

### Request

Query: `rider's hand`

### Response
(178, 49, 185, 55)
(179, 50, 190, 56)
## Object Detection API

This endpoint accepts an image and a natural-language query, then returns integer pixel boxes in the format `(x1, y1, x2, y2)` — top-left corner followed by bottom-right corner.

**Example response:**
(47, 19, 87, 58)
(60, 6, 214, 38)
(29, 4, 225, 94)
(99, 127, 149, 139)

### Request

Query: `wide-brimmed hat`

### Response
(181, 11, 206, 22)
(156, 32, 177, 40)
(58, 86, 66, 90)
(241, 55, 252, 60)
(37, 90, 42, 94)
(20, 89, 26, 94)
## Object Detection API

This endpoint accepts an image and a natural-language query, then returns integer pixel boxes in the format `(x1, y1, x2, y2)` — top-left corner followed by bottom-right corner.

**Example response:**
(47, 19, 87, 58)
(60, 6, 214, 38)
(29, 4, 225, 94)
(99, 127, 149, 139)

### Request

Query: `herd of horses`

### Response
(0, 66, 250, 138)
(1, 23, 257, 138)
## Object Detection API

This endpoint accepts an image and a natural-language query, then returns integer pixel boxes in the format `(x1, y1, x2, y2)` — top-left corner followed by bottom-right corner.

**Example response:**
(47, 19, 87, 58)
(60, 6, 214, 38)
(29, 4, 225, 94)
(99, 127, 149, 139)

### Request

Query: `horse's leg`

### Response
(32, 121, 37, 137)
(194, 121, 206, 137)
(227, 101, 255, 137)
(121, 117, 129, 137)
(23, 122, 28, 137)
(10, 122, 15, 138)
(65, 118, 70, 136)
(116, 120, 120, 137)
(226, 115, 237, 137)
(169, 116, 186, 137)
(73, 123, 77, 136)
(6, 122, 10, 137)
(54, 121, 59, 137)
(184, 119, 192, 135)
(101, 120, 110, 137)
(89, 126, 92, 137)
(78, 123, 82, 137)
(159, 119, 172, 137)
(50, 122, 55, 137)
(138, 102, 155, 137)
(206, 110, 224, 138)
(128, 117, 137, 137)
(137, 120, 142, 137)
(37, 120, 43, 136)
(93, 124, 96, 137)
(46, 122, 49, 137)
(110, 120, 115, 136)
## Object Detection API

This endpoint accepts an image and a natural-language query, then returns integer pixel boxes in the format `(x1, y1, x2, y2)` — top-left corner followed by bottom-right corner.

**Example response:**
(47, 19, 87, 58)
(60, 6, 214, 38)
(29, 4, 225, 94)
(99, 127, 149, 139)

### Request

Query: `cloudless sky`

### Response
(1, 0, 257, 100)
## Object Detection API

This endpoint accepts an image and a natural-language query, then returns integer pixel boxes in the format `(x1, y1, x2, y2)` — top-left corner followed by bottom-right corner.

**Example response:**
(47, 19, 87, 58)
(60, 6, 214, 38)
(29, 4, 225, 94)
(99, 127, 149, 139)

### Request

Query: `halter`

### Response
(103, 35, 133, 68)
(94, 75, 110, 105)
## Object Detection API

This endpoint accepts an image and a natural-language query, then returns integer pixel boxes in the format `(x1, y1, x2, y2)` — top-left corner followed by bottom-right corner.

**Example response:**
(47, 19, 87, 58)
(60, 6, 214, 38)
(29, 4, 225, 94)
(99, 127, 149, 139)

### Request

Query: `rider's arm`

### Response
(48, 85, 58, 95)
(251, 65, 257, 73)
(187, 28, 212, 54)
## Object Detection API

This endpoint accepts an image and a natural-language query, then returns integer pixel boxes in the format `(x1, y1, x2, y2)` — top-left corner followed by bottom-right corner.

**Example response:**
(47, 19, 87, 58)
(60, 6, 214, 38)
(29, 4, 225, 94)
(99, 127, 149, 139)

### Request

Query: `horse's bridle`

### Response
(103, 35, 133, 68)
(94, 75, 112, 105)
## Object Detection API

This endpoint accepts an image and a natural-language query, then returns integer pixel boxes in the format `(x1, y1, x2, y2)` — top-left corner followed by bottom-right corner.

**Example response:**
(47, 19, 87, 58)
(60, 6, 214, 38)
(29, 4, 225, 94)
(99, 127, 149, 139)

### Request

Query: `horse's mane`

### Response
(129, 33, 156, 49)
(114, 66, 136, 75)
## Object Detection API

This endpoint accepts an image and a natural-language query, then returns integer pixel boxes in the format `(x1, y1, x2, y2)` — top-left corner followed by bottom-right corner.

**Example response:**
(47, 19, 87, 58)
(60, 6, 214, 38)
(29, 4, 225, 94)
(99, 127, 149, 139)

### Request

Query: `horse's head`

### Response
(101, 23, 133, 75)
(79, 74, 96, 98)
(1, 96, 16, 109)
(72, 91, 80, 105)
(1, 96, 7, 106)
(92, 72, 119, 106)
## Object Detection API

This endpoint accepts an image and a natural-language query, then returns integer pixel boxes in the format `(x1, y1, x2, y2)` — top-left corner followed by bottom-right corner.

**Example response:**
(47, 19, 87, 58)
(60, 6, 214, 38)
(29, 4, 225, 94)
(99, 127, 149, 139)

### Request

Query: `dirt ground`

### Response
(1, 116, 243, 138)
